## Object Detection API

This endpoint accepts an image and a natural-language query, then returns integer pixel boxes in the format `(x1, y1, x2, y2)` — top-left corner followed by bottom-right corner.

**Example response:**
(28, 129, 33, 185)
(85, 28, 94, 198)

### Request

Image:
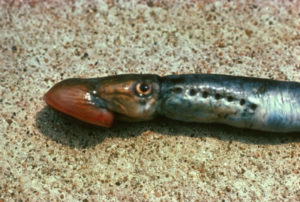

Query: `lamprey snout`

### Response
(44, 74, 160, 127)
(45, 74, 300, 132)
(44, 78, 114, 127)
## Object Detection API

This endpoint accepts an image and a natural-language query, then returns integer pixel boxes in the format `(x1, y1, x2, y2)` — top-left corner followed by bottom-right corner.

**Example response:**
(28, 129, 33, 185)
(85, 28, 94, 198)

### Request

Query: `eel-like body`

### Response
(44, 74, 300, 132)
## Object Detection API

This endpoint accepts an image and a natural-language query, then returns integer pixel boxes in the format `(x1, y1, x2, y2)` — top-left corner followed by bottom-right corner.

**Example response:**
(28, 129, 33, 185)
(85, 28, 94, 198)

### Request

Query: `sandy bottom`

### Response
(1, 0, 300, 200)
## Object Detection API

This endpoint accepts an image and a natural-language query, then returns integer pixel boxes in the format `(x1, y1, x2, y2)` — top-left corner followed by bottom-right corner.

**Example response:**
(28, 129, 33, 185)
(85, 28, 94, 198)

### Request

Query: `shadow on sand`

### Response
(36, 106, 300, 149)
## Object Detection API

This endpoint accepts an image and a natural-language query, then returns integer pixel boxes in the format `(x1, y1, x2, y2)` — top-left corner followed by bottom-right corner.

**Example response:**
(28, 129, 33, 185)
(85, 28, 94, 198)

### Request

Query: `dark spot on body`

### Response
(227, 96, 233, 102)
(240, 99, 246, 106)
(189, 88, 197, 96)
(202, 91, 209, 98)
(250, 104, 257, 111)
(215, 93, 221, 100)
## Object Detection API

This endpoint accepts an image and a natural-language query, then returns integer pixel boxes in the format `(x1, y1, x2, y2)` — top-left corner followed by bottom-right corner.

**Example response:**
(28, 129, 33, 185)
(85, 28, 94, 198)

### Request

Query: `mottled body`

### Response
(45, 74, 300, 132)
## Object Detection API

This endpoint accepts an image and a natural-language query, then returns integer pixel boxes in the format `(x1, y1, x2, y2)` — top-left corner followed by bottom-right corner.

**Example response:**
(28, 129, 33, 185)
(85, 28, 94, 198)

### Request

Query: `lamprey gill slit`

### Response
(44, 74, 300, 132)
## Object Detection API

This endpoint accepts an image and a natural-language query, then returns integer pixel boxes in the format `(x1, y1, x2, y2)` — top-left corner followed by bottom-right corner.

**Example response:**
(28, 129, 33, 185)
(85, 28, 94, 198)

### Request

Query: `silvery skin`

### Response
(159, 74, 300, 132)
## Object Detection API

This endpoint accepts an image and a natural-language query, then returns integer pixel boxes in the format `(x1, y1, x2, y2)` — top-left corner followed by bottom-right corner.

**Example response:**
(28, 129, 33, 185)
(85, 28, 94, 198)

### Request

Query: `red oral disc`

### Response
(44, 83, 113, 127)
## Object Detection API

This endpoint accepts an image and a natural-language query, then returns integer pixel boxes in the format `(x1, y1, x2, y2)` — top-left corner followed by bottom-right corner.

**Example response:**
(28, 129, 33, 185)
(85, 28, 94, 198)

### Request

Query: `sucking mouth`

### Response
(44, 78, 114, 128)
(44, 74, 160, 127)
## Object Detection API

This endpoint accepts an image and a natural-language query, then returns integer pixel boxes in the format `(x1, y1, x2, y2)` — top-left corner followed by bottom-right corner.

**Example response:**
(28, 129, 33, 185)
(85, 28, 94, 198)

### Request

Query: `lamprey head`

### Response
(44, 74, 160, 127)
(96, 74, 160, 122)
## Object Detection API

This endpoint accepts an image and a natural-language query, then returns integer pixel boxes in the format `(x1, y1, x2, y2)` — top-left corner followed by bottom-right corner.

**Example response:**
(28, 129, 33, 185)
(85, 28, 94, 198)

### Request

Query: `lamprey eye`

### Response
(135, 82, 152, 96)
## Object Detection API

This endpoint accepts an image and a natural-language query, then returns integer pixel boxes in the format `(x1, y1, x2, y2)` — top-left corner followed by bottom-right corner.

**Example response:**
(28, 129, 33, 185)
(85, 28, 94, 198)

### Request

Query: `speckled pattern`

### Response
(1, 0, 300, 201)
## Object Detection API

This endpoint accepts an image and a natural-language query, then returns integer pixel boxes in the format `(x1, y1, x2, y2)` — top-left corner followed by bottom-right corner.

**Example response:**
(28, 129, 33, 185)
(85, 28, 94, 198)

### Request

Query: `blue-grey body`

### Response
(158, 74, 300, 132)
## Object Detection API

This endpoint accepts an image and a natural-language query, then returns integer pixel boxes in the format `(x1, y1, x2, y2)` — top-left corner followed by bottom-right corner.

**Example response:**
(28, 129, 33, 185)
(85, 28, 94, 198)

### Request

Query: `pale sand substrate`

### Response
(0, 0, 299, 201)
